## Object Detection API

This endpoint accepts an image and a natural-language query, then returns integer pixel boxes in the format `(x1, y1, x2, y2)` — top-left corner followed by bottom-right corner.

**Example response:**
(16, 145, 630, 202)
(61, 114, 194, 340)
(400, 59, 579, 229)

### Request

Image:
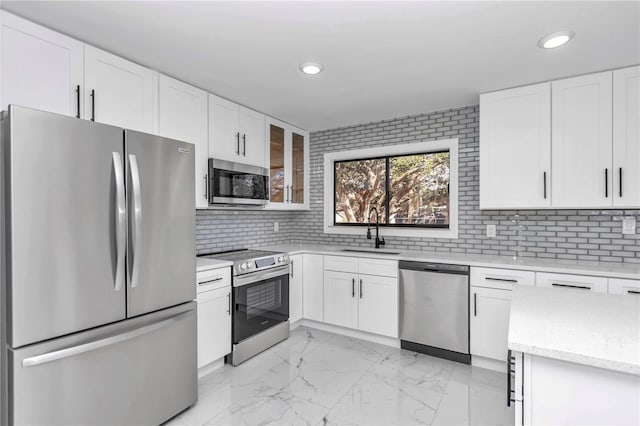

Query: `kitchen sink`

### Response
(341, 249, 401, 255)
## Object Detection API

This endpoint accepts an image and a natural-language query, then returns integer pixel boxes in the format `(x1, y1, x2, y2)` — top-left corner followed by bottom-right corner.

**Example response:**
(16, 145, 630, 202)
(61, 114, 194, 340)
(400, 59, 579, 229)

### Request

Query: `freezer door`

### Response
(4, 106, 126, 348)
(8, 302, 197, 425)
(125, 130, 196, 317)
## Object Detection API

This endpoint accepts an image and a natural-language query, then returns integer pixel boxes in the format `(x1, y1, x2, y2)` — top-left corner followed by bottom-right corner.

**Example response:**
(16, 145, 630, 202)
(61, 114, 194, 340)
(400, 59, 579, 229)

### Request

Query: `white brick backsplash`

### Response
(196, 104, 639, 263)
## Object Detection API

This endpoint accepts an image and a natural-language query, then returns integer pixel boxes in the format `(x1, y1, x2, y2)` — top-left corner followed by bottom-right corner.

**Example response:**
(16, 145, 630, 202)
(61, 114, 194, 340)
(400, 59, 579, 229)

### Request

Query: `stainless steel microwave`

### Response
(208, 159, 269, 205)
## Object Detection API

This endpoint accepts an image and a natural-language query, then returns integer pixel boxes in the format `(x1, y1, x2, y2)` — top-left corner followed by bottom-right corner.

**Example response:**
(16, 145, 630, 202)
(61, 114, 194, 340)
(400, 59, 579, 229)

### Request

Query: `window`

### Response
(324, 139, 458, 239)
(334, 151, 450, 228)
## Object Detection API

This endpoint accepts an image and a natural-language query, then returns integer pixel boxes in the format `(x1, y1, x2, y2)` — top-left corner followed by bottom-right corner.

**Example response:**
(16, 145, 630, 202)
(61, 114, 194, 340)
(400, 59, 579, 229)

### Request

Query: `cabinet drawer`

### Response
(324, 255, 358, 273)
(471, 267, 535, 290)
(197, 267, 231, 293)
(536, 272, 608, 293)
(608, 278, 640, 296)
(358, 258, 398, 278)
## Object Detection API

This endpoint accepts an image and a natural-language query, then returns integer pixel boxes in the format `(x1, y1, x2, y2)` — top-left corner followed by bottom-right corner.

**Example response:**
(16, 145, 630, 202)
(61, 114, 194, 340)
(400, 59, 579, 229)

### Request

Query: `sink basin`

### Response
(341, 249, 401, 255)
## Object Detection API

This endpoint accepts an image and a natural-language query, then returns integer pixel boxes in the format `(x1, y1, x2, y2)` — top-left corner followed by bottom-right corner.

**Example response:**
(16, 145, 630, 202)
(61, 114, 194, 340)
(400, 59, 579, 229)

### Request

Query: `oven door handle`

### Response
(233, 265, 290, 288)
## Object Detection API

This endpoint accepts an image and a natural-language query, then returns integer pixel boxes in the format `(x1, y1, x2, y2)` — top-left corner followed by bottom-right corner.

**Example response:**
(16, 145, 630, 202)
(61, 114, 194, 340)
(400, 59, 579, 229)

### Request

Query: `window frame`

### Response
(332, 151, 451, 229)
(324, 139, 459, 239)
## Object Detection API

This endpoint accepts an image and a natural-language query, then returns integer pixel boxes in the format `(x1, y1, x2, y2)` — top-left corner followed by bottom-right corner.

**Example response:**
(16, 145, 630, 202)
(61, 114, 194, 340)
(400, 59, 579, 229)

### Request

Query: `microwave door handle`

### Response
(112, 152, 126, 292)
(129, 154, 143, 288)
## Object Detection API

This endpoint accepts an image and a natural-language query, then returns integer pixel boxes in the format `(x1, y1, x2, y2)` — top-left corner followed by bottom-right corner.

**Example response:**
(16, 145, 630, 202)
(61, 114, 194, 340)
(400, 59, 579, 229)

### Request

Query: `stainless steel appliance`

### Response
(399, 261, 470, 364)
(208, 159, 269, 205)
(1, 106, 197, 425)
(200, 249, 289, 365)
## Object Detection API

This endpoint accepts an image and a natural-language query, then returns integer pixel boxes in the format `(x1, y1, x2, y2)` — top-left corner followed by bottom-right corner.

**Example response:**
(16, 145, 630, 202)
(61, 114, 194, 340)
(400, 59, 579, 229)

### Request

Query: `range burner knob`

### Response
(277, 256, 284, 263)
(239, 263, 247, 270)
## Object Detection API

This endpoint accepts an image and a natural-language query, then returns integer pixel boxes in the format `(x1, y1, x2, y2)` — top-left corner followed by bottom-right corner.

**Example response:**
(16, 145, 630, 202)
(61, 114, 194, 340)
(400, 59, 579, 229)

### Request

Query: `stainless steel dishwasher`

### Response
(399, 261, 470, 364)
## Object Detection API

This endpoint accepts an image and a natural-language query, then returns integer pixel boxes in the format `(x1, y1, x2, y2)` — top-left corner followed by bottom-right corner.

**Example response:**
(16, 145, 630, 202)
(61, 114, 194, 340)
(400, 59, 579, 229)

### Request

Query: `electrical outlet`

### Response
(622, 217, 636, 235)
(486, 224, 497, 238)
(273, 221, 279, 232)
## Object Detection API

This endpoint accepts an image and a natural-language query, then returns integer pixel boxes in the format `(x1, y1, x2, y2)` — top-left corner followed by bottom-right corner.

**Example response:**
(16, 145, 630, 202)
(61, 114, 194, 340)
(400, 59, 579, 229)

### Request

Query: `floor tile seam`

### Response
(317, 363, 377, 423)
(429, 365, 458, 420)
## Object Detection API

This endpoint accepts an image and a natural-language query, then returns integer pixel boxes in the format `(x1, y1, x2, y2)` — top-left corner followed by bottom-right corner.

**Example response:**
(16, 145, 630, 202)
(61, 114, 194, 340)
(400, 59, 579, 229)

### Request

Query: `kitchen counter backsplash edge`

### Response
(259, 244, 640, 279)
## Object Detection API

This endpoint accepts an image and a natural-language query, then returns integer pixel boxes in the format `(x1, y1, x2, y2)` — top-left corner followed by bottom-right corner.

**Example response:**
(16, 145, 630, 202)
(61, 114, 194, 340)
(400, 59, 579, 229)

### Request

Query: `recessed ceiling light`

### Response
(538, 31, 575, 49)
(300, 62, 324, 75)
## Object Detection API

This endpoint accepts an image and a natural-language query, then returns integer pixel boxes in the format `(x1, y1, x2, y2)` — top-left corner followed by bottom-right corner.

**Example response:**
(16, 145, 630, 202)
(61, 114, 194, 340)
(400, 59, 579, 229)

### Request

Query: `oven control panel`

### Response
(236, 254, 289, 275)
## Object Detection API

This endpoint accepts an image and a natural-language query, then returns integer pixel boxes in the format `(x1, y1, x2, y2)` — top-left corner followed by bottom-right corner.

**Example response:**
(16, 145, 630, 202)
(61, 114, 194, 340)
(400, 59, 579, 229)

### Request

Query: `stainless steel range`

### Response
(200, 249, 290, 365)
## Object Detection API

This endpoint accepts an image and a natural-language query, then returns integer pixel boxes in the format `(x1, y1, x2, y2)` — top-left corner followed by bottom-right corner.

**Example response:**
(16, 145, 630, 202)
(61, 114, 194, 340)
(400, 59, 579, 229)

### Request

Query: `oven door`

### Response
(209, 158, 269, 205)
(232, 266, 289, 343)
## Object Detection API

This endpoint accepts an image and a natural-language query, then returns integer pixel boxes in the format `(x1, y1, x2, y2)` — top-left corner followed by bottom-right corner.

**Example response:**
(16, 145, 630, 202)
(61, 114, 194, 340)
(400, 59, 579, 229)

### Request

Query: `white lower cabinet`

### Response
(514, 353, 639, 426)
(608, 278, 640, 296)
(323, 270, 359, 329)
(470, 286, 512, 362)
(536, 272, 608, 293)
(322, 256, 398, 338)
(302, 254, 324, 322)
(469, 267, 533, 363)
(289, 254, 304, 323)
(196, 267, 231, 369)
(357, 274, 398, 338)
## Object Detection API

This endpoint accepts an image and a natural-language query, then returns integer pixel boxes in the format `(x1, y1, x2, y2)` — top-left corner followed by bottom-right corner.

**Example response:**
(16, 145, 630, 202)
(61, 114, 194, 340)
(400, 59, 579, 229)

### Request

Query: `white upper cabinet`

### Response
(1, 11, 83, 117)
(239, 106, 266, 167)
(158, 75, 209, 208)
(84, 46, 157, 134)
(480, 83, 551, 209)
(265, 118, 310, 210)
(208, 93, 266, 168)
(552, 72, 613, 208)
(613, 66, 640, 207)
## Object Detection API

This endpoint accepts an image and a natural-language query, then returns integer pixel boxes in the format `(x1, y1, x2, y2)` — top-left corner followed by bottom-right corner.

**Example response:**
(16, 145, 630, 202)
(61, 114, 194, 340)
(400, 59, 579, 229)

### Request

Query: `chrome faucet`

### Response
(366, 207, 386, 249)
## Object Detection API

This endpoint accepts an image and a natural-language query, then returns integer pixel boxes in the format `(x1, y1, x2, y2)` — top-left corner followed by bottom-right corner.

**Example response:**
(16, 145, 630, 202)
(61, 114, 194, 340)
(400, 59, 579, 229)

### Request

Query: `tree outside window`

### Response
(334, 151, 450, 228)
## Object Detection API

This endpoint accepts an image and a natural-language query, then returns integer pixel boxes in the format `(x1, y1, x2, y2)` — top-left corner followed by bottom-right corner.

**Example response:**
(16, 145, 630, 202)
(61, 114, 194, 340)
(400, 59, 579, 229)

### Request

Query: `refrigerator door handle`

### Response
(129, 154, 143, 288)
(21, 311, 191, 368)
(112, 152, 126, 292)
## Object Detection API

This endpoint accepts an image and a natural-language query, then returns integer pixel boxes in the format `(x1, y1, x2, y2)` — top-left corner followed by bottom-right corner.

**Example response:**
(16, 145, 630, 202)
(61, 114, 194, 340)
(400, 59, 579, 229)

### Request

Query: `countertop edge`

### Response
(508, 341, 640, 376)
(259, 245, 640, 280)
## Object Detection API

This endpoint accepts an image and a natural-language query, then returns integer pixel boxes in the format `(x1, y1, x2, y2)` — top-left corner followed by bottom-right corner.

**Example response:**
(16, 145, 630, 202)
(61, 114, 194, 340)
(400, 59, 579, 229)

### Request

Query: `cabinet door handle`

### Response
(285, 185, 290, 203)
(619, 167, 623, 198)
(235, 132, 240, 155)
(198, 276, 223, 286)
(543, 171, 547, 199)
(507, 349, 512, 407)
(90, 89, 95, 121)
(352, 278, 355, 298)
(627, 290, 640, 295)
(290, 260, 294, 278)
(204, 174, 208, 200)
(552, 283, 591, 290)
(359, 279, 363, 299)
(75, 85, 81, 119)
(485, 277, 518, 283)
(473, 292, 477, 316)
(227, 292, 231, 315)
(242, 134, 246, 156)
(605, 168, 609, 198)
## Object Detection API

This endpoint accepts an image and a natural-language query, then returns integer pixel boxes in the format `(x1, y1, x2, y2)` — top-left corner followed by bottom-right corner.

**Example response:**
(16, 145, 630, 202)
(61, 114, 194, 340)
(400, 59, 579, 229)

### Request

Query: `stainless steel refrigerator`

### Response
(0, 106, 197, 425)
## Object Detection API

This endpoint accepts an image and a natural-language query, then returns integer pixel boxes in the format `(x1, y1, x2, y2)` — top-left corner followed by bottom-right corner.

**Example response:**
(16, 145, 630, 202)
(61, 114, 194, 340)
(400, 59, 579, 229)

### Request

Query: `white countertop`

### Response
(196, 257, 233, 273)
(508, 285, 640, 375)
(259, 243, 640, 280)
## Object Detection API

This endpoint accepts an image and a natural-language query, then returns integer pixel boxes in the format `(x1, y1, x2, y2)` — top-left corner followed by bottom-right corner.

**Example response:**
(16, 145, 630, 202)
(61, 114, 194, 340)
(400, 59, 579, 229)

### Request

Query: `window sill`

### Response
(323, 225, 459, 239)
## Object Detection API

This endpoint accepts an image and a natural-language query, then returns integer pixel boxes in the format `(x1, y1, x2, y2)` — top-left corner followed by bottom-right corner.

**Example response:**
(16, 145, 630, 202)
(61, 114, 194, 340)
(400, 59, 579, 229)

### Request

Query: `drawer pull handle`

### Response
(485, 277, 518, 283)
(627, 290, 640, 295)
(199, 277, 224, 285)
(551, 283, 590, 290)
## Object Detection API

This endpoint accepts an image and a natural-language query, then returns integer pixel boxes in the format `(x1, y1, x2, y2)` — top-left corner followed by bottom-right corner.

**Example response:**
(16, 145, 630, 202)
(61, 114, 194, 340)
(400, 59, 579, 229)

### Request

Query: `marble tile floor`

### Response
(165, 326, 514, 426)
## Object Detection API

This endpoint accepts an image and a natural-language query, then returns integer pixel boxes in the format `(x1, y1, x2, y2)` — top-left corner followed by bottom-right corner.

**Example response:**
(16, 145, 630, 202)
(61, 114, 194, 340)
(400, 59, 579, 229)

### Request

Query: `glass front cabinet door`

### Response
(266, 118, 309, 210)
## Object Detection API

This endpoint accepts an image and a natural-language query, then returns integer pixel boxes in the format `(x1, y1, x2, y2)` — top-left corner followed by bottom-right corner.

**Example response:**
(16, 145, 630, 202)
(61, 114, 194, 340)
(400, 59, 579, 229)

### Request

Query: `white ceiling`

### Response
(3, 1, 639, 131)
